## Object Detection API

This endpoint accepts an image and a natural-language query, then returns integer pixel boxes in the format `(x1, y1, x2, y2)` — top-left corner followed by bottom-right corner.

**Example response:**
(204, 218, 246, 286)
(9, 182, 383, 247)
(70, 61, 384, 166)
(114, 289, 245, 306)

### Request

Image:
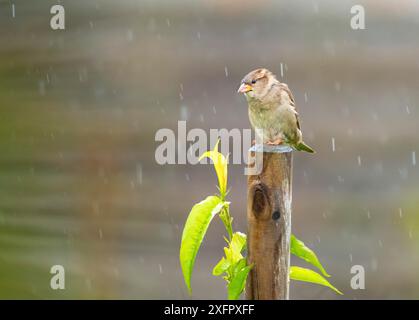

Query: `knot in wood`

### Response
(272, 210, 281, 221)
(251, 182, 270, 218)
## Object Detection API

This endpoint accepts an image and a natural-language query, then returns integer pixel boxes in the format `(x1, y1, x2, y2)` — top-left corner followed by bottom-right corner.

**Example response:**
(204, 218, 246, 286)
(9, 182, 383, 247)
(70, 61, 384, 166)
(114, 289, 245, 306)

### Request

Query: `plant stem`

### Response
(219, 205, 233, 241)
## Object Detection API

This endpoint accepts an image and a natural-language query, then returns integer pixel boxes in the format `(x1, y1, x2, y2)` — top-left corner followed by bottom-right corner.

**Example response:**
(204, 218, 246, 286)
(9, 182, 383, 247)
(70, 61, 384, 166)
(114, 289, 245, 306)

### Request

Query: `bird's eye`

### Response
(251, 79, 257, 84)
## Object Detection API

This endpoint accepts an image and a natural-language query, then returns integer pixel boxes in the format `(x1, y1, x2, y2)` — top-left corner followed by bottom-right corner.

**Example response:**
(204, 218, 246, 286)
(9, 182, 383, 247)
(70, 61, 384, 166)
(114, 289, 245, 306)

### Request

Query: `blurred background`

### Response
(0, 0, 418, 299)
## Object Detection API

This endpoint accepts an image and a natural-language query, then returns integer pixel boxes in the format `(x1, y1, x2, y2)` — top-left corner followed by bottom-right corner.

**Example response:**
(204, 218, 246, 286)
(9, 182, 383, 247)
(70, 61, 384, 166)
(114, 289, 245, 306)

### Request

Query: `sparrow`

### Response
(238, 68, 315, 153)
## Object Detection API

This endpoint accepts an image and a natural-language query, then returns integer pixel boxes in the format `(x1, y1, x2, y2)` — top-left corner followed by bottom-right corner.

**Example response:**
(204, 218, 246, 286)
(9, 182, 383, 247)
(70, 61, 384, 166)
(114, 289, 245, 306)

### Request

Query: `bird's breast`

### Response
(249, 104, 284, 141)
(249, 101, 299, 142)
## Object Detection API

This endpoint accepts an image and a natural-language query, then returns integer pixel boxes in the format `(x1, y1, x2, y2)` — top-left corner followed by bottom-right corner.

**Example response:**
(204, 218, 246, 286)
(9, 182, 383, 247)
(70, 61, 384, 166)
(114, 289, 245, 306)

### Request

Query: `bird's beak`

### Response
(237, 83, 253, 93)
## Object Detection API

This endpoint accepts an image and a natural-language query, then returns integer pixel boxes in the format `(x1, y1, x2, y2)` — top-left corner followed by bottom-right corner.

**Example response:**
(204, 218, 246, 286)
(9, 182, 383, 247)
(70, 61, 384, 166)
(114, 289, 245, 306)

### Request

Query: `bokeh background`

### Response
(0, 0, 418, 299)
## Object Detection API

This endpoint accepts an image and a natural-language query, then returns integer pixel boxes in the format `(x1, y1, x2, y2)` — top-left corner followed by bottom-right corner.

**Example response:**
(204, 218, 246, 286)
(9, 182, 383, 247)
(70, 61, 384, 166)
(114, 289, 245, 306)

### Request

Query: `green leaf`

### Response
(291, 234, 330, 277)
(213, 257, 230, 276)
(223, 233, 246, 266)
(230, 232, 247, 254)
(180, 196, 224, 294)
(224, 232, 246, 265)
(214, 233, 247, 278)
(290, 266, 343, 295)
(230, 258, 247, 278)
(227, 263, 252, 300)
(198, 140, 228, 198)
(219, 205, 233, 240)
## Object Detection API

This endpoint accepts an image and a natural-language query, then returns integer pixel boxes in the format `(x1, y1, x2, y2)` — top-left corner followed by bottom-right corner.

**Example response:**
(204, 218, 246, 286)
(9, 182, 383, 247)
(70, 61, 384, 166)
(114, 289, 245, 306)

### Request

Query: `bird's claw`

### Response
(266, 139, 283, 146)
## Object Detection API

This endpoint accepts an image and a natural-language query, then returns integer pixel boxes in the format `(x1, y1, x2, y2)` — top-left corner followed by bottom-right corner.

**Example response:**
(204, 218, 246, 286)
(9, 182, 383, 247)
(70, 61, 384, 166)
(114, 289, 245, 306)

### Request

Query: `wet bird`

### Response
(238, 68, 315, 153)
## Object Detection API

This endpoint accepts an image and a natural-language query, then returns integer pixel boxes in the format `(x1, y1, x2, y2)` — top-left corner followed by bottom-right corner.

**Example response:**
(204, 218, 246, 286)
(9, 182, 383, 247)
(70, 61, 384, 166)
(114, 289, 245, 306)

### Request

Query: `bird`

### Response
(237, 68, 315, 153)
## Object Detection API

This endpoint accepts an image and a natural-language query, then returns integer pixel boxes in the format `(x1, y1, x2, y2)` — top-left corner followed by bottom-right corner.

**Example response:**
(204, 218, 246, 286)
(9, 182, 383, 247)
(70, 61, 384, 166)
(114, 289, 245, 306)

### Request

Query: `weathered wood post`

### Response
(246, 145, 293, 300)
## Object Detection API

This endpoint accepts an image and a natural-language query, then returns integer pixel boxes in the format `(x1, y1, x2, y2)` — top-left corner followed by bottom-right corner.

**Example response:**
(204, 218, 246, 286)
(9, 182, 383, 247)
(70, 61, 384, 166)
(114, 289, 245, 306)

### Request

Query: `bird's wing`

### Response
(279, 83, 301, 130)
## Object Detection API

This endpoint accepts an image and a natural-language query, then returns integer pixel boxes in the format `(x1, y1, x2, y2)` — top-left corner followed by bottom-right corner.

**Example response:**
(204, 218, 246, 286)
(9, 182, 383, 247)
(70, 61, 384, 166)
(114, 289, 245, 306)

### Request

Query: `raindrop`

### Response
(280, 63, 284, 78)
(342, 107, 350, 117)
(137, 163, 143, 185)
(180, 105, 189, 121)
(334, 81, 341, 92)
(12, 3, 15, 18)
(212, 106, 216, 114)
(398, 167, 408, 180)
(357, 155, 362, 166)
(304, 92, 308, 103)
(147, 18, 156, 32)
(99, 228, 103, 239)
(303, 170, 309, 185)
(78, 68, 88, 82)
(371, 258, 378, 271)
(126, 29, 134, 42)
(349, 254, 353, 262)
(398, 208, 403, 218)
(373, 162, 383, 175)
(158, 264, 163, 274)
(85, 278, 92, 291)
(331, 137, 336, 152)
(185, 173, 190, 181)
(199, 114, 204, 122)
(113, 268, 120, 278)
(412, 151, 416, 166)
(366, 210, 371, 219)
(38, 80, 46, 96)
(166, 18, 171, 27)
(224, 66, 229, 77)
(406, 105, 410, 114)
(197, 31, 201, 40)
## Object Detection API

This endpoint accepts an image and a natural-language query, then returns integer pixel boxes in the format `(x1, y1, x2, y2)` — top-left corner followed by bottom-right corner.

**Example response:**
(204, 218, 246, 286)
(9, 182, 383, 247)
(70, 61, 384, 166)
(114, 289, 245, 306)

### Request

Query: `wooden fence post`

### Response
(246, 147, 293, 300)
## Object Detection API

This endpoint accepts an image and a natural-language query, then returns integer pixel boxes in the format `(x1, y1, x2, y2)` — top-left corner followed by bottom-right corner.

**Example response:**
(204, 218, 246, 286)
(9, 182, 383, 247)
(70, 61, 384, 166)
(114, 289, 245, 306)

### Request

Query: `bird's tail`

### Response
(295, 141, 315, 153)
